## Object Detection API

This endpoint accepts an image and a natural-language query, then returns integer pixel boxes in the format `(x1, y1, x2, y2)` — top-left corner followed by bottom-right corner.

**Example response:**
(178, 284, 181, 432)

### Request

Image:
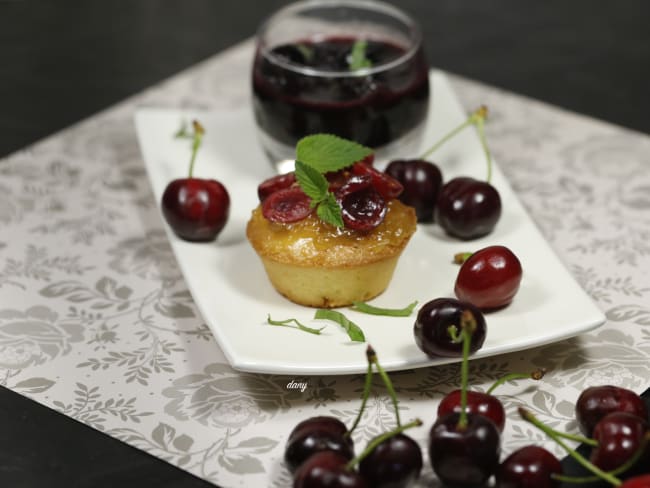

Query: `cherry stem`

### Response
(457, 310, 476, 430)
(419, 106, 492, 184)
(485, 368, 547, 395)
(453, 252, 473, 264)
(369, 347, 402, 428)
(344, 418, 423, 471)
(518, 407, 621, 486)
(551, 431, 650, 484)
(346, 346, 376, 438)
(475, 115, 493, 183)
(543, 425, 597, 447)
(177, 119, 205, 179)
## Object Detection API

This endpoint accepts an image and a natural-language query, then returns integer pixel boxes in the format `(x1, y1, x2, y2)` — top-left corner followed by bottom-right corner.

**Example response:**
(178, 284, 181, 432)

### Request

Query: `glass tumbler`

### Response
(251, 0, 430, 172)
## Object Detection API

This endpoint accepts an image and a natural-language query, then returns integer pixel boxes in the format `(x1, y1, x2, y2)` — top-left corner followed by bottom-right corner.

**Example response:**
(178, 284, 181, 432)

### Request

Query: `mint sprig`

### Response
(267, 315, 325, 335)
(314, 309, 365, 342)
(294, 160, 328, 204)
(294, 160, 344, 227)
(351, 300, 418, 317)
(316, 193, 344, 228)
(296, 134, 373, 173)
(348, 39, 373, 71)
(293, 134, 373, 228)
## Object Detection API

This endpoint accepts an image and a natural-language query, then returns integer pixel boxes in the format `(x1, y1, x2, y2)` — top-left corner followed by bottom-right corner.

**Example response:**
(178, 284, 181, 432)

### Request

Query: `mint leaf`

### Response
(314, 309, 365, 342)
(296, 44, 314, 62)
(267, 315, 325, 335)
(295, 160, 328, 204)
(351, 300, 418, 317)
(316, 193, 344, 228)
(296, 134, 373, 173)
(348, 40, 372, 70)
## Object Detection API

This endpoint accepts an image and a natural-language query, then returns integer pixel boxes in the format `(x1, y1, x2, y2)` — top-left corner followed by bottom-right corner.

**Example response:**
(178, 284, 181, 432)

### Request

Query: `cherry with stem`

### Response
(161, 120, 230, 241)
(438, 367, 546, 433)
(519, 407, 650, 487)
(429, 310, 501, 487)
(284, 348, 379, 473)
(424, 106, 502, 240)
(357, 346, 423, 488)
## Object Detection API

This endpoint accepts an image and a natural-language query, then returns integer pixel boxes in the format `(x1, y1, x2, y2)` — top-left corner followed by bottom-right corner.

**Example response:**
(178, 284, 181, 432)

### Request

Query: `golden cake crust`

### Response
(246, 199, 416, 268)
(246, 199, 417, 308)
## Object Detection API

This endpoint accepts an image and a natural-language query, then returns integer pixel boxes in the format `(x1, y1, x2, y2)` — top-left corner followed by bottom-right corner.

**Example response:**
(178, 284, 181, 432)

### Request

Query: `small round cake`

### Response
(247, 199, 416, 308)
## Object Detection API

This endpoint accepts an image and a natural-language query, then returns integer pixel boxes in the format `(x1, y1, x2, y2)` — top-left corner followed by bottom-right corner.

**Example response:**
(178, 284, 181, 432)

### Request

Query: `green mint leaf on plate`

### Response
(314, 309, 365, 342)
(351, 300, 419, 317)
(295, 160, 329, 204)
(267, 315, 325, 335)
(316, 193, 344, 228)
(296, 134, 373, 173)
(348, 39, 373, 70)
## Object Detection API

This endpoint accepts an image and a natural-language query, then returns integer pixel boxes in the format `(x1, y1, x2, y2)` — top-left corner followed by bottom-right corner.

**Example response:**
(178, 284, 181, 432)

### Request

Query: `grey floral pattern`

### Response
(0, 305, 84, 369)
(1, 39, 649, 486)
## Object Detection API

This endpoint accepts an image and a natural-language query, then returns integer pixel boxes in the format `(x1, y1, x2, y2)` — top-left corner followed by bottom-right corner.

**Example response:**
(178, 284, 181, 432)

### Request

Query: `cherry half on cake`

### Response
(161, 120, 230, 241)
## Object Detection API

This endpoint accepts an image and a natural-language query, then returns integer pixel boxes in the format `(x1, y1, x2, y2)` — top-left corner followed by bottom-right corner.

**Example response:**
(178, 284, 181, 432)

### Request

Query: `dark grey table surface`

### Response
(1, 1, 649, 486)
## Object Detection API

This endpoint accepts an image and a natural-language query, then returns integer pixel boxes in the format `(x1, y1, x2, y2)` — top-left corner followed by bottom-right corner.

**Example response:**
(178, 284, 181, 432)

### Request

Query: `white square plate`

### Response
(134, 71, 605, 375)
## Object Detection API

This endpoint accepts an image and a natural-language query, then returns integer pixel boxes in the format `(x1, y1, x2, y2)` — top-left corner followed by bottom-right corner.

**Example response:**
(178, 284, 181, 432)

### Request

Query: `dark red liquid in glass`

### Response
(252, 37, 430, 150)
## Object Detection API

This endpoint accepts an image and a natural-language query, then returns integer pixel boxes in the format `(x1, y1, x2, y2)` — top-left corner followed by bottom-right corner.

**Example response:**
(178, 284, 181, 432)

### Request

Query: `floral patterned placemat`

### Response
(2, 40, 650, 487)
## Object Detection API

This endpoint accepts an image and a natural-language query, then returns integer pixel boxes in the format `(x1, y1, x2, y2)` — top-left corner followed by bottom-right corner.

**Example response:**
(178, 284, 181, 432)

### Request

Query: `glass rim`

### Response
(255, 0, 424, 78)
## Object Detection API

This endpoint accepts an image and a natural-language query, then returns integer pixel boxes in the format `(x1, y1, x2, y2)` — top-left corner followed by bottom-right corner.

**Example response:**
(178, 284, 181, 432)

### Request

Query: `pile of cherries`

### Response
(283, 306, 650, 488)
(504, 384, 650, 488)
(286, 346, 424, 487)
(258, 105, 502, 239)
(259, 154, 404, 231)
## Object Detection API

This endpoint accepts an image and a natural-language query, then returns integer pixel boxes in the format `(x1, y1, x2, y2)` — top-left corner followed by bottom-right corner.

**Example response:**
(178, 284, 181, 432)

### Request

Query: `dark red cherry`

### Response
(435, 176, 501, 239)
(384, 159, 443, 222)
(454, 245, 523, 311)
(429, 412, 501, 488)
(438, 389, 506, 432)
(161, 178, 230, 241)
(413, 298, 486, 357)
(257, 172, 296, 201)
(590, 411, 649, 472)
(576, 385, 649, 436)
(336, 175, 387, 231)
(351, 162, 403, 201)
(325, 169, 351, 193)
(285, 416, 354, 473)
(358, 433, 423, 488)
(358, 154, 375, 166)
(293, 451, 366, 488)
(262, 186, 313, 223)
(620, 475, 650, 488)
(496, 445, 562, 488)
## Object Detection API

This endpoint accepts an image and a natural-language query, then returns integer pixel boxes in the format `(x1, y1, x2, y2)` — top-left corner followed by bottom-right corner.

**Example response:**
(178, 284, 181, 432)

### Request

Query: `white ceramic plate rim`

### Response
(134, 70, 606, 375)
